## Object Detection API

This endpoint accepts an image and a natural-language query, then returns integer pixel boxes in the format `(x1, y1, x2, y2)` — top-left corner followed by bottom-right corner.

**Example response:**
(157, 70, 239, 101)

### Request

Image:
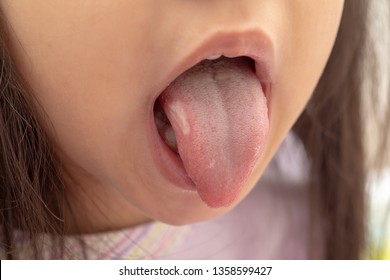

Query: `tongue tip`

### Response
(197, 183, 243, 208)
(200, 194, 238, 208)
(195, 152, 264, 209)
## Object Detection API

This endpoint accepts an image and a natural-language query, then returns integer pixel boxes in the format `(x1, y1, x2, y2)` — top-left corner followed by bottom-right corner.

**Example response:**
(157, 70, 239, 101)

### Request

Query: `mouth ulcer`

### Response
(153, 56, 269, 208)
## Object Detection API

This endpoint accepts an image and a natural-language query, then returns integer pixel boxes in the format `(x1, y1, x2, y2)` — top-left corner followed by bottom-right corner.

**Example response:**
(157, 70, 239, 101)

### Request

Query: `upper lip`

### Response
(155, 29, 275, 99)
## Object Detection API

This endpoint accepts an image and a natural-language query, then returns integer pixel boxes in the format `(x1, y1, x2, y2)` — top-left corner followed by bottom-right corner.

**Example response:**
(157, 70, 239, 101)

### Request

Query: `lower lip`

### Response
(148, 105, 197, 191)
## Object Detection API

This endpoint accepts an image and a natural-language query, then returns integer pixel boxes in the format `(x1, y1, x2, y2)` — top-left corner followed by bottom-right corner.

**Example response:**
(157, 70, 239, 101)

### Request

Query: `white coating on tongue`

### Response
(159, 57, 268, 208)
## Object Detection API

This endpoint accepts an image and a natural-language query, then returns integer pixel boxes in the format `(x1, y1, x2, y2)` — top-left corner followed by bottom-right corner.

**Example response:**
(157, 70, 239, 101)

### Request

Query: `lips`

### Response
(149, 30, 274, 208)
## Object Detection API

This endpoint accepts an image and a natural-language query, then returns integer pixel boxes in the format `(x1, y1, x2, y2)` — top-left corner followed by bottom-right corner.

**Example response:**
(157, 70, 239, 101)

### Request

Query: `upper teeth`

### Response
(207, 55, 222, 60)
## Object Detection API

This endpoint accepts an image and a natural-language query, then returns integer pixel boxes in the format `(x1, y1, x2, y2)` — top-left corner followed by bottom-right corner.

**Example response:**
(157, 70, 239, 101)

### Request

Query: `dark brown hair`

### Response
(294, 0, 390, 258)
(0, 9, 68, 259)
(0, 0, 389, 259)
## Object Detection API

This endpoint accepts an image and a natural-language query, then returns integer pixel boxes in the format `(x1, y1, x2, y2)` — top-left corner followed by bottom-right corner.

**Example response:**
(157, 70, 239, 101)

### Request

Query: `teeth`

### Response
(163, 126, 178, 153)
(206, 55, 222, 60)
(154, 102, 178, 153)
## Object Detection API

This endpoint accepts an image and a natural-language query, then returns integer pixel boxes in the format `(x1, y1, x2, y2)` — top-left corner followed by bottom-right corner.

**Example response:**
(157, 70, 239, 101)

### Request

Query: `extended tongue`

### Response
(159, 57, 268, 208)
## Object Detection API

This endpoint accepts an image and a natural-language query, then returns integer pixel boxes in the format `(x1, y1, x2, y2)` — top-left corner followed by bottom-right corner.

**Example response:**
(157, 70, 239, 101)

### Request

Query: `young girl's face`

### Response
(1, 1, 344, 231)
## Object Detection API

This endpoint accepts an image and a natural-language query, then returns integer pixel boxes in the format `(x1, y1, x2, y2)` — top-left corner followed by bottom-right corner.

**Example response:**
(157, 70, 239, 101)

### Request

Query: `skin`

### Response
(1, 0, 344, 233)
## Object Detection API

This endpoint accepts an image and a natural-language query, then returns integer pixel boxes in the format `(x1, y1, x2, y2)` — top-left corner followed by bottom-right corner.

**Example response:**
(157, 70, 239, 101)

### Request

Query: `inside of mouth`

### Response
(153, 56, 255, 155)
(154, 101, 178, 153)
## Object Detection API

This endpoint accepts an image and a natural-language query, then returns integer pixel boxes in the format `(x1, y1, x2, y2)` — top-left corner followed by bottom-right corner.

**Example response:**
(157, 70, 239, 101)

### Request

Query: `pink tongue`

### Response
(159, 57, 268, 208)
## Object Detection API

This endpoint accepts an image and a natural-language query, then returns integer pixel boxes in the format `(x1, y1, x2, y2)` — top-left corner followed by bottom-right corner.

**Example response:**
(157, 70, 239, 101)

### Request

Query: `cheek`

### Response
(279, 3, 343, 126)
(249, 0, 344, 180)
(2, 1, 155, 186)
(276, 0, 345, 117)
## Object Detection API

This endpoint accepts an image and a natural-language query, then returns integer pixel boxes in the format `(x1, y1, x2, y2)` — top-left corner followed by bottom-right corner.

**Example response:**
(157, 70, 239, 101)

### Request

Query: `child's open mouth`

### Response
(150, 31, 274, 208)
(154, 56, 260, 154)
(153, 56, 269, 207)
